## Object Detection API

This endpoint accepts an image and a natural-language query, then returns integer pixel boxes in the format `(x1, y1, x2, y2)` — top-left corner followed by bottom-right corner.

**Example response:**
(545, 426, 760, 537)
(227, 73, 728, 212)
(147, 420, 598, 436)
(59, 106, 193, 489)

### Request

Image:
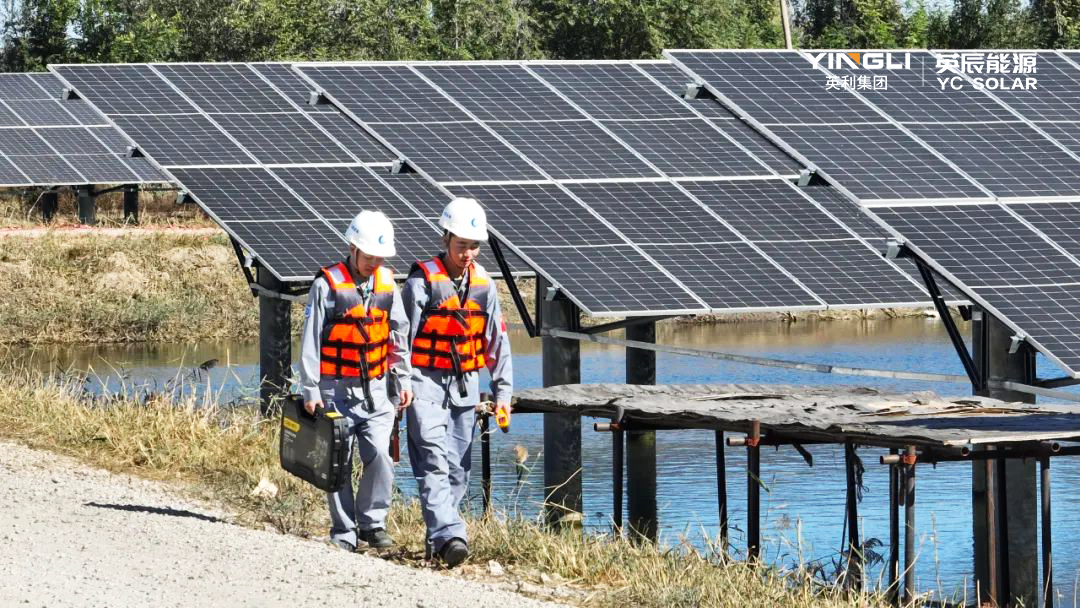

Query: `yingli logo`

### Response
(805, 51, 912, 70)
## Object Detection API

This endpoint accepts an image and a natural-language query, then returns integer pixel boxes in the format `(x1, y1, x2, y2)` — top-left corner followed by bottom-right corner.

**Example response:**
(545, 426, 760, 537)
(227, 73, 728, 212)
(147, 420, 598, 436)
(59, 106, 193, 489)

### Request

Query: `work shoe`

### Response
(330, 538, 356, 552)
(438, 538, 469, 567)
(358, 527, 394, 549)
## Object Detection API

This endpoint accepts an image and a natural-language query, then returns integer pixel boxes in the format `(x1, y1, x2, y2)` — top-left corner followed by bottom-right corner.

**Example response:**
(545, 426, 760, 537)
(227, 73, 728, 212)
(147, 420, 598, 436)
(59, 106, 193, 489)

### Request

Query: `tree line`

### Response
(0, 0, 1076, 71)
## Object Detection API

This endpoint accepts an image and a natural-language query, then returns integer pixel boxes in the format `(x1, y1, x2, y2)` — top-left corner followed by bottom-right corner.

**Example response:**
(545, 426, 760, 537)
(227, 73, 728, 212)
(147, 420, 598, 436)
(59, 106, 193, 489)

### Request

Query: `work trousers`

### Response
(406, 398, 477, 552)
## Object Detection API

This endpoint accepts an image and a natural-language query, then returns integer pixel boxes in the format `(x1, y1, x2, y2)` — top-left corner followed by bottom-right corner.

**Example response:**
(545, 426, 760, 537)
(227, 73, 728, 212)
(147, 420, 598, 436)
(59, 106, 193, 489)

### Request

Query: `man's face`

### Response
(444, 234, 482, 271)
(350, 246, 383, 279)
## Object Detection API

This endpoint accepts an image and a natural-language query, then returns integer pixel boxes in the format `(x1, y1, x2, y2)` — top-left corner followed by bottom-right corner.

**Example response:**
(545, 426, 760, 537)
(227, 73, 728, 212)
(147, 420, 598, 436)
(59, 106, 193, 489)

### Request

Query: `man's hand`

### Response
(304, 400, 322, 415)
(399, 389, 413, 411)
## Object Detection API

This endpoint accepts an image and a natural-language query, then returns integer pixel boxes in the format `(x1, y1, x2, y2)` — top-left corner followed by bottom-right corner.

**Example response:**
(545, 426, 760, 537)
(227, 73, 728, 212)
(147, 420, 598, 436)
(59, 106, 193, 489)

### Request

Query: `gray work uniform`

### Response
(402, 258, 513, 552)
(299, 263, 411, 547)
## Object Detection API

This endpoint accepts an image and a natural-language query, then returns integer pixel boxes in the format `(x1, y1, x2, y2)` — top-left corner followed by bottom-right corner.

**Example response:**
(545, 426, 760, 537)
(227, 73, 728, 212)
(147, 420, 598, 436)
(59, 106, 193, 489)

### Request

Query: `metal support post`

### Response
(77, 185, 95, 225)
(716, 430, 728, 551)
(626, 321, 657, 542)
(888, 448, 900, 606)
(40, 189, 58, 222)
(123, 184, 139, 223)
(747, 420, 761, 560)
(904, 446, 917, 604)
(1041, 456, 1053, 608)
(972, 308, 1039, 607)
(844, 440, 862, 589)
(540, 277, 583, 528)
(613, 423, 624, 532)
(257, 268, 292, 416)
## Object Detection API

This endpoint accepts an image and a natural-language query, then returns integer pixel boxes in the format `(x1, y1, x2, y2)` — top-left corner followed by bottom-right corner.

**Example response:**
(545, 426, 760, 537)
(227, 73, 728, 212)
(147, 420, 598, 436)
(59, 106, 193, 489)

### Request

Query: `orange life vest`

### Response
(318, 262, 395, 380)
(410, 256, 490, 383)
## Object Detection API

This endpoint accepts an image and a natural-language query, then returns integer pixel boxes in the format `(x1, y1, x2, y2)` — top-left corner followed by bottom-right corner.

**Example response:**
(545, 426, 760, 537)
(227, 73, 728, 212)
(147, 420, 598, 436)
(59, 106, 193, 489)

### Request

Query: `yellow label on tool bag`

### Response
(282, 417, 300, 432)
(324, 411, 341, 419)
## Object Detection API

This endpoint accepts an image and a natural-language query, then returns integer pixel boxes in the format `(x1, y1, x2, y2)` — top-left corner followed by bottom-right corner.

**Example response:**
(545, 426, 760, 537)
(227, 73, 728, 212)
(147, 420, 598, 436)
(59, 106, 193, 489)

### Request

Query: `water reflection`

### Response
(12, 318, 1080, 603)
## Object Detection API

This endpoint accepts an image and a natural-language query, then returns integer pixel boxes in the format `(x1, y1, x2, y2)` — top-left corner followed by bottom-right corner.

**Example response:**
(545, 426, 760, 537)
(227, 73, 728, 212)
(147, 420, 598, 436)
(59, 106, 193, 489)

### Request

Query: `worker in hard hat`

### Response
(402, 197, 513, 567)
(299, 210, 413, 552)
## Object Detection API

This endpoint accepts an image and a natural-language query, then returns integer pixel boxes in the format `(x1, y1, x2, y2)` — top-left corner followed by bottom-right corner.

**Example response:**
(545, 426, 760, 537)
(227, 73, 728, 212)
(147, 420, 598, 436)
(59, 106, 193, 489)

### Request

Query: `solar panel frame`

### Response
(634, 61, 735, 119)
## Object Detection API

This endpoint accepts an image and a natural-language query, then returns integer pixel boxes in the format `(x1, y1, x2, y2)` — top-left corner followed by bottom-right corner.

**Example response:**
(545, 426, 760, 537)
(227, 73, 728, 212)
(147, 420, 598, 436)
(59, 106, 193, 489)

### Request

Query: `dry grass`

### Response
(0, 360, 909, 608)
(0, 231, 282, 344)
(0, 187, 213, 228)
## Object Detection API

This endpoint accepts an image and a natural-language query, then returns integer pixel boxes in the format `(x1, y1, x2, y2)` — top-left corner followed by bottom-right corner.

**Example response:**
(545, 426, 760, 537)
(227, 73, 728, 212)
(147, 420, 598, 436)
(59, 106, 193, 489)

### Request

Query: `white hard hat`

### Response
(439, 197, 488, 241)
(345, 210, 396, 257)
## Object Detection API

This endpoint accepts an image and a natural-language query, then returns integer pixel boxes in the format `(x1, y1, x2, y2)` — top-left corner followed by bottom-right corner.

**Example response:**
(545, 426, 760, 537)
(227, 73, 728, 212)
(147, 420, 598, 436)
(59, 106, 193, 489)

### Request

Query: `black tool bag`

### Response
(279, 395, 350, 492)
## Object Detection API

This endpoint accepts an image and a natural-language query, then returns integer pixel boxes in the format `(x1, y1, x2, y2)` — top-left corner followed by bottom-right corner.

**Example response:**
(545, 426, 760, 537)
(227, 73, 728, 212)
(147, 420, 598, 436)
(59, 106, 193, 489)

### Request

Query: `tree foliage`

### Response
(1, 0, 1079, 72)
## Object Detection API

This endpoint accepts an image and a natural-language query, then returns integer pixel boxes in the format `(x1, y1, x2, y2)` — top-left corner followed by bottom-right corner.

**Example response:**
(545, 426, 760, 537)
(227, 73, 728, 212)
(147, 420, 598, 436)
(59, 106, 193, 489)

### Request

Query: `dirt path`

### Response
(0, 439, 564, 608)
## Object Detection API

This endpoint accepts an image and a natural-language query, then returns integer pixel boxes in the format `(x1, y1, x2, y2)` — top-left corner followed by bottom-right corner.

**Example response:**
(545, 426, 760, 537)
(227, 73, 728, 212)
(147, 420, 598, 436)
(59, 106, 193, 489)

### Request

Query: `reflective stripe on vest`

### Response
(319, 262, 395, 380)
(411, 256, 490, 374)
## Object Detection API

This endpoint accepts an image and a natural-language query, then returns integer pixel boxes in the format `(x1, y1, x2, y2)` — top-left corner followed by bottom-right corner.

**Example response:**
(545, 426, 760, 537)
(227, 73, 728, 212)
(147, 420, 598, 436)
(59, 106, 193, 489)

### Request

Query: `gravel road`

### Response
(0, 440, 564, 607)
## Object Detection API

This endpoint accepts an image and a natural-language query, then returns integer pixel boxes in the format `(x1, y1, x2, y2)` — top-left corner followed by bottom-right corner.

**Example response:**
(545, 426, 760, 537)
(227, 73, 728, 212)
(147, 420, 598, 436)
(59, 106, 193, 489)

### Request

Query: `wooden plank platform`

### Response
(513, 383, 1080, 449)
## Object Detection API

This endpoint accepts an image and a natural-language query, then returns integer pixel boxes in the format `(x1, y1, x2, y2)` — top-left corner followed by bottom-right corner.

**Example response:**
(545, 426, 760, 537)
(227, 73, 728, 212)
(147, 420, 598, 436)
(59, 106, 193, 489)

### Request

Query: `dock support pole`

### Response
(77, 185, 95, 225)
(40, 188, 58, 222)
(1041, 456, 1053, 608)
(613, 422, 624, 532)
(257, 268, 291, 416)
(747, 420, 761, 560)
(480, 411, 491, 514)
(540, 277, 583, 528)
(123, 184, 139, 223)
(716, 430, 728, 552)
(844, 440, 862, 589)
(888, 447, 900, 606)
(904, 445, 916, 605)
(626, 321, 657, 542)
(972, 308, 1038, 607)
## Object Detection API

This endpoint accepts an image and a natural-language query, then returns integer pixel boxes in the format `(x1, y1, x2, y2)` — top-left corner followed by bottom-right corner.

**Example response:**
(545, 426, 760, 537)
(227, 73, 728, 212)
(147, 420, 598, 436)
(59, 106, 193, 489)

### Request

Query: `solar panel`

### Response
(709, 119, 801, 174)
(767, 123, 987, 200)
(512, 245, 707, 314)
(0, 105, 24, 126)
(63, 154, 140, 182)
(906, 122, 1080, 198)
(122, 157, 170, 182)
(379, 173, 451, 219)
(154, 63, 296, 113)
(226, 219, 347, 281)
(211, 113, 354, 164)
(60, 100, 110, 126)
(665, 50, 880, 125)
(110, 114, 255, 167)
(5, 99, 78, 126)
(272, 165, 420, 220)
(487, 120, 660, 180)
(0, 73, 53, 100)
(53, 64, 197, 115)
(374, 122, 545, 183)
(681, 180, 854, 241)
(975, 284, 1080, 370)
(564, 180, 743, 244)
(169, 167, 317, 222)
(0, 129, 55, 155)
(639, 243, 821, 309)
(251, 63, 323, 110)
(36, 126, 111, 153)
(823, 51, 1015, 124)
(307, 112, 394, 162)
(868, 204, 1080, 287)
(984, 52, 1080, 122)
(10, 155, 83, 183)
(0, 157, 28, 185)
(528, 63, 697, 120)
(299, 65, 473, 123)
(415, 64, 584, 122)
(455, 182, 630, 247)
(634, 61, 733, 119)
(604, 119, 775, 177)
(1006, 201, 1080, 258)
(756, 240, 927, 306)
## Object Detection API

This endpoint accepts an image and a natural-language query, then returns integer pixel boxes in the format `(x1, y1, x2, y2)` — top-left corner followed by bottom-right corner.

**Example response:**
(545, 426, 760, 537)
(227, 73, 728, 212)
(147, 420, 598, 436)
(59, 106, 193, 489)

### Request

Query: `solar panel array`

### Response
(667, 49, 1080, 376)
(0, 72, 166, 186)
(51, 63, 445, 281)
(298, 60, 928, 315)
